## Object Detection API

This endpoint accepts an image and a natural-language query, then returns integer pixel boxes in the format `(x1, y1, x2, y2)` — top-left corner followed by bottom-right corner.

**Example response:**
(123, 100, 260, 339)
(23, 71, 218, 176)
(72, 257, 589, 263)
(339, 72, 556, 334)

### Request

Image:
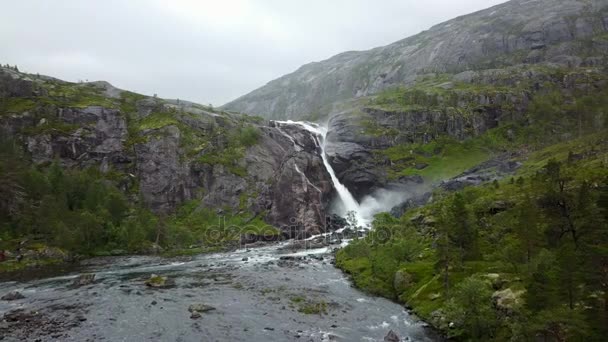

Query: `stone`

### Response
(492, 288, 525, 314)
(188, 303, 216, 313)
(384, 330, 400, 342)
(145, 274, 175, 288)
(72, 274, 95, 287)
(1, 291, 25, 301)
(393, 270, 414, 293)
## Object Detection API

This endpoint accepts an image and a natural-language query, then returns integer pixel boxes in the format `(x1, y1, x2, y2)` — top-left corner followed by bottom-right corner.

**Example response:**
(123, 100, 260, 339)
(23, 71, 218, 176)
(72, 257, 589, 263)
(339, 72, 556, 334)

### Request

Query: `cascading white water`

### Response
(275, 120, 369, 228)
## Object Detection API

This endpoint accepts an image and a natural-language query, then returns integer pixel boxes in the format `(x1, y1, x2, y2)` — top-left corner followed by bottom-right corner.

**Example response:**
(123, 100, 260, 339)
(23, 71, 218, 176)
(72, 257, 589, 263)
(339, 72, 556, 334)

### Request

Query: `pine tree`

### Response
(448, 193, 479, 261)
(514, 194, 544, 263)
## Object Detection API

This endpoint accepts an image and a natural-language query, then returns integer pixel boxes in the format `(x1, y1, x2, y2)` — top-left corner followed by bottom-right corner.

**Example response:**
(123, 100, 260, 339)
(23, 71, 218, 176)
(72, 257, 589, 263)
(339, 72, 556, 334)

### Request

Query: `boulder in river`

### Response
(1, 291, 25, 301)
(145, 274, 175, 288)
(188, 303, 216, 314)
(72, 273, 96, 287)
(384, 330, 400, 342)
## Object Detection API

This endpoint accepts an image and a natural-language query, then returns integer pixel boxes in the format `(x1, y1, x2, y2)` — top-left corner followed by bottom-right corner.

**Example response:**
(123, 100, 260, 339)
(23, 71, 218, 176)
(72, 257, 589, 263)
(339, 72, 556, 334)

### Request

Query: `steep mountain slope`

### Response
(0, 67, 335, 243)
(224, 0, 608, 120)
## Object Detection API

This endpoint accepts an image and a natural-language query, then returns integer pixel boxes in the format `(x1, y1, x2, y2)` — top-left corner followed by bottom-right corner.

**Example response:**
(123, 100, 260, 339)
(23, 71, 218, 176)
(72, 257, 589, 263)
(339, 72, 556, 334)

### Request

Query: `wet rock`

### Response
(328, 236, 342, 245)
(145, 274, 175, 288)
(190, 312, 202, 319)
(242, 257, 249, 262)
(188, 303, 216, 314)
(308, 254, 324, 261)
(390, 192, 432, 218)
(72, 273, 95, 287)
(1, 291, 25, 301)
(429, 309, 449, 330)
(384, 330, 400, 342)
(326, 214, 348, 232)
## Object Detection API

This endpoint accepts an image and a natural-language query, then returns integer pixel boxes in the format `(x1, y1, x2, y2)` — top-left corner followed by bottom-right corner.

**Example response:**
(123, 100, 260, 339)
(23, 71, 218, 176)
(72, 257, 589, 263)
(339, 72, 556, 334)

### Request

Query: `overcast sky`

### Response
(1, 0, 507, 106)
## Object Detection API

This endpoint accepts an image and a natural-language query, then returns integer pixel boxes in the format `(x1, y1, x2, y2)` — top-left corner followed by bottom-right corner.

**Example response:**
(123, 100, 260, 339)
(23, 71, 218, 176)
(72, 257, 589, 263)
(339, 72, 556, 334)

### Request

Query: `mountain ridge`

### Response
(223, 0, 608, 120)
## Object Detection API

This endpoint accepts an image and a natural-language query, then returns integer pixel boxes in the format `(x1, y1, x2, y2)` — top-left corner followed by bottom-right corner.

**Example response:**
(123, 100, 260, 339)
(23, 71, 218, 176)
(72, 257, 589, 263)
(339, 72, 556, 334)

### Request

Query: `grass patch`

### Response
(0, 97, 37, 114)
(298, 301, 328, 315)
(381, 137, 491, 183)
(138, 112, 179, 131)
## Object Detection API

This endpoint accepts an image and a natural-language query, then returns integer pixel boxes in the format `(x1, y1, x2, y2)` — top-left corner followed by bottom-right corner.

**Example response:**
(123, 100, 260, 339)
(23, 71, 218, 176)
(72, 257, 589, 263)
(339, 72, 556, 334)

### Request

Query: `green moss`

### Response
(198, 146, 247, 176)
(0, 97, 37, 114)
(298, 301, 328, 315)
(381, 137, 491, 183)
(21, 121, 80, 136)
(119, 91, 146, 115)
(41, 82, 118, 109)
(138, 112, 179, 131)
(290, 296, 305, 303)
(0, 257, 64, 273)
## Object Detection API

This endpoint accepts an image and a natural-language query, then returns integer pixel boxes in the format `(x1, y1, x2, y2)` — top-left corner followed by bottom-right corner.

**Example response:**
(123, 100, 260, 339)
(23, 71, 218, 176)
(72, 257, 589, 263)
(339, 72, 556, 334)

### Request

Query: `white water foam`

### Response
(275, 120, 369, 227)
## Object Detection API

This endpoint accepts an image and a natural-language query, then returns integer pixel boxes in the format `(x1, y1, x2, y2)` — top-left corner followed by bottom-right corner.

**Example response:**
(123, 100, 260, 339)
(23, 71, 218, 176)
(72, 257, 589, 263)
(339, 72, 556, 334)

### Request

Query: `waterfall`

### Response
(275, 120, 369, 228)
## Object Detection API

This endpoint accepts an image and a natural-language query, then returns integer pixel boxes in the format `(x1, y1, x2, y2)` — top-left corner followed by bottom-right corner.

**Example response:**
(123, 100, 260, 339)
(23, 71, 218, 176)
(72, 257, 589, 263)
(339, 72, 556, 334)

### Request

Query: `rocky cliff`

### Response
(223, 0, 608, 120)
(324, 63, 608, 200)
(0, 67, 335, 236)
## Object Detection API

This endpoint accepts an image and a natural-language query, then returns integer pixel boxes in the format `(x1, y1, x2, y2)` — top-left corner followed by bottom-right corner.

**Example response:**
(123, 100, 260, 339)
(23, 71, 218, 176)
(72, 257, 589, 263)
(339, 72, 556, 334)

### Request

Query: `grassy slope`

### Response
(336, 131, 608, 339)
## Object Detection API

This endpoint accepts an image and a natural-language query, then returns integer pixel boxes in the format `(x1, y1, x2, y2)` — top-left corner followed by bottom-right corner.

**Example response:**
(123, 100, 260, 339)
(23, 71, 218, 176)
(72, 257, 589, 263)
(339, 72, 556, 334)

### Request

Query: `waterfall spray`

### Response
(275, 120, 369, 228)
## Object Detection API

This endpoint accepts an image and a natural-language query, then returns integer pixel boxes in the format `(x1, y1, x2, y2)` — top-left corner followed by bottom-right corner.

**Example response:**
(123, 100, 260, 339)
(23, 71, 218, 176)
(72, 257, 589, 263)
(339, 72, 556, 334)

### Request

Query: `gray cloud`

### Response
(1, 0, 507, 105)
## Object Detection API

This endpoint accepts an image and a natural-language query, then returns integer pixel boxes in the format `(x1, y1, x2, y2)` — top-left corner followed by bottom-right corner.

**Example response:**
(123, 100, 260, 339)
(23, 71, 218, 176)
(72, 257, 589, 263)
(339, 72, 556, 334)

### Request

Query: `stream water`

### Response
(0, 122, 438, 341)
(0, 243, 437, 341)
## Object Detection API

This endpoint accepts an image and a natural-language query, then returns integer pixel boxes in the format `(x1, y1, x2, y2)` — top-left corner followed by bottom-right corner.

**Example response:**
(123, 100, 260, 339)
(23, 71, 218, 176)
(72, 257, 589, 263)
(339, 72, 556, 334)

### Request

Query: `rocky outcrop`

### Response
(224, 0, 608, 120)
(1, 291, 25, 301)
(72, 274, 96, 287)
(0, 68, 335, 236)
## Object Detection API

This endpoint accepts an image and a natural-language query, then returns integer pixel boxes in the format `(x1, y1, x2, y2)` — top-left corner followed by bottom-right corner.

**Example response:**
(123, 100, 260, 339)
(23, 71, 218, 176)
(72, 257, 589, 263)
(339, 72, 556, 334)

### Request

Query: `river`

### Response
(0, 242, 438, 341)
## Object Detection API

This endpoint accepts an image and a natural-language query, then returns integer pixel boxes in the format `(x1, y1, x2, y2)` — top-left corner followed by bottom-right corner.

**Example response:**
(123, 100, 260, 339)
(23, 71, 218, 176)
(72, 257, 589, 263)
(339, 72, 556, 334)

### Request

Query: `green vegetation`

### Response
(288, 295, 328, 315)
(0, 136, 277, 272)
(197, 125, 261, 176)
(337, 134, 608, 340)
(162, 200, 279, 249)
(0, 97, 37, 114)
(0, 140, 158, 256)
(298, 300, 328, 315)
(380, 137, 490, 182)
(365, 68, 608, 184)
(138, 111, 180, 131)
(41, 81, 118, 109)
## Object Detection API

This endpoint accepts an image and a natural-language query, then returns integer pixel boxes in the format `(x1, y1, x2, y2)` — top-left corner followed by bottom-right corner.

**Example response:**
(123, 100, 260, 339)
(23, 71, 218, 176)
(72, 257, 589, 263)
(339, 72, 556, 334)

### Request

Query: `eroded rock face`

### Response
(325, 112, 388, 200)
(135, 125, 195, 213)
(18, 106, 130, 168)
(0, 69, 335, 236)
